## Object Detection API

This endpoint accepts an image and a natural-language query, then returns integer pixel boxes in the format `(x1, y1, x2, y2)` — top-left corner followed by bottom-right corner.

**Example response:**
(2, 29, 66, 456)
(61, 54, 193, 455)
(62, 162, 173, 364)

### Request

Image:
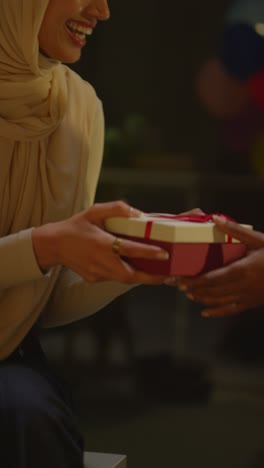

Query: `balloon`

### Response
(219, 22, 264, 80)
(247, 67, 264, 108)
(196, 58, 249, 118)
(220, 100, 264, 152)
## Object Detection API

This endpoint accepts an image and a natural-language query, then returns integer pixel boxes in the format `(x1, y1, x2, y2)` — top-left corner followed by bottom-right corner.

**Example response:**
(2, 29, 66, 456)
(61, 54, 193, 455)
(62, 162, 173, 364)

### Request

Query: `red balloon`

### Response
(247, 68, 264, 108)
(196, 58, 250, 118)
(220, 100, 264, 152)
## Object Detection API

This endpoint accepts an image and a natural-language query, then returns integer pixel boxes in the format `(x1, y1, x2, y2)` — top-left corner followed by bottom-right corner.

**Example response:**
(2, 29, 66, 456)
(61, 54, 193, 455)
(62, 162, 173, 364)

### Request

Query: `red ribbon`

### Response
(144, 213, 235, 243)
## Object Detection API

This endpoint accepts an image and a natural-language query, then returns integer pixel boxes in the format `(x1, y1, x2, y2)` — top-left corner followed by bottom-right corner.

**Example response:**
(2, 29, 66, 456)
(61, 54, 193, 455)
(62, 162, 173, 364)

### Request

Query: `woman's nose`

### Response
(83, 0, 110, 21)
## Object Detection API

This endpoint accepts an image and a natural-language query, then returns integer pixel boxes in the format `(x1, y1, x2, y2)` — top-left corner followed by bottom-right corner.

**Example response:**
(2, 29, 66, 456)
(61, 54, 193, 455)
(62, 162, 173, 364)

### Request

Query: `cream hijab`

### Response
(0, 0, 67, 140)
(0, 0, 101, 356)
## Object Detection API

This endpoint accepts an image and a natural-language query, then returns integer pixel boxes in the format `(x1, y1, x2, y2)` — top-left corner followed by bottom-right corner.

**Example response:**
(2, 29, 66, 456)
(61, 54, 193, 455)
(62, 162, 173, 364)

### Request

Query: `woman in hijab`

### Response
(0, 1, 171, 466)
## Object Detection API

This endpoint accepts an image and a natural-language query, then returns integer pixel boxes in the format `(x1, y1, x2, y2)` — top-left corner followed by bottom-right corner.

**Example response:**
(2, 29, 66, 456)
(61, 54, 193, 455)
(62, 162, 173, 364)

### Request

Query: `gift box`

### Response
(105, 213, 252, 276)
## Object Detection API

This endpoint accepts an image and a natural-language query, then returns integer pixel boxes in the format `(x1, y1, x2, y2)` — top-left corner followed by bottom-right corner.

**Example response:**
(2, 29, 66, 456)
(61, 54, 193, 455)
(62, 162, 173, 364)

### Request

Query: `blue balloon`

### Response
(219, 22, 264, 80)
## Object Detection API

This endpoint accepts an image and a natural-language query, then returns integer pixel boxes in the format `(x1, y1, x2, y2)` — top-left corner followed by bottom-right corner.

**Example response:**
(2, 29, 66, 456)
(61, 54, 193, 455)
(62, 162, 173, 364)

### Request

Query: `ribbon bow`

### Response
(144, 213, 235, 242)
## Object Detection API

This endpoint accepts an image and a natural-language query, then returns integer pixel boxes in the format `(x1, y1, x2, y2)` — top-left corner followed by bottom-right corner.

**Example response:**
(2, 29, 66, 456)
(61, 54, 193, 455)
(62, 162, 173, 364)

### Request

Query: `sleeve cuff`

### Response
(0, 228, 45, 289)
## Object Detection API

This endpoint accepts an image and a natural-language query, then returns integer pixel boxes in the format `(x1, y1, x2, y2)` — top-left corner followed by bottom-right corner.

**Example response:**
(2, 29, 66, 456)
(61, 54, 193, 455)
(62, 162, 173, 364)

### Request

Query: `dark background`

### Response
(72, 0, 232, 169)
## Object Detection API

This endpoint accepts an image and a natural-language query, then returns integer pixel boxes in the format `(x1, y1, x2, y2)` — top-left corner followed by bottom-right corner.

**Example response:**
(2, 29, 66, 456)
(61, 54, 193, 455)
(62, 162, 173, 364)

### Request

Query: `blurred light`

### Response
(255, 22, 264, 36)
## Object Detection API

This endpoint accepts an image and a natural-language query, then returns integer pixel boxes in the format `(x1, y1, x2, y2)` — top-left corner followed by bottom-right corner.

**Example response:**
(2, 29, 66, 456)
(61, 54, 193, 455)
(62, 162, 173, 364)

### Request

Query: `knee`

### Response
(0, 365, 84, 467)
(2, 365, 63, 430)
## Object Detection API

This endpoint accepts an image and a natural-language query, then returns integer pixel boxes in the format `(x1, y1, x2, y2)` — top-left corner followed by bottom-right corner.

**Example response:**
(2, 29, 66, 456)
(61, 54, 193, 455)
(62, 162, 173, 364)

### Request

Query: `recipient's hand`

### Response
(32, 201, 169, 285)
(168, 215, 264, 317)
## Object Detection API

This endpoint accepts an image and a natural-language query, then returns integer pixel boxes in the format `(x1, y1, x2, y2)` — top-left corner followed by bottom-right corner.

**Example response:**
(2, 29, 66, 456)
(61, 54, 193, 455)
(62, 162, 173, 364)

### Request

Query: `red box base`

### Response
(121, 236, 247, 276)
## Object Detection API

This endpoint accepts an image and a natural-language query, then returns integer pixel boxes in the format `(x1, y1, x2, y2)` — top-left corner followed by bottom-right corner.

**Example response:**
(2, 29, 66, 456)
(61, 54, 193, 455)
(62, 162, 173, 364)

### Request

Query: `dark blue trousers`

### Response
(0, 332, 84, 468)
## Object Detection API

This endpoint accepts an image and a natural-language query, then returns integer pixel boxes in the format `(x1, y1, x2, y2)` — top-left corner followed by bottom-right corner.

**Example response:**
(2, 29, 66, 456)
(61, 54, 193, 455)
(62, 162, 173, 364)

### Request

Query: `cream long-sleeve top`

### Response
(0, 76, 132, 359)
(0, 0, 133, 360)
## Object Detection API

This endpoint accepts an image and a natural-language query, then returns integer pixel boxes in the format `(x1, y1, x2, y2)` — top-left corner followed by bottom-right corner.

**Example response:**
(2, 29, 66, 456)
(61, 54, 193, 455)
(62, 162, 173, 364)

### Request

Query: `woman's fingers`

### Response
(111, 237, 169, 261)
(84, 201, 142, 228)
(83, 252, 167, 285)
(107, 238, 169, 284)
(70, 227, 169, 285)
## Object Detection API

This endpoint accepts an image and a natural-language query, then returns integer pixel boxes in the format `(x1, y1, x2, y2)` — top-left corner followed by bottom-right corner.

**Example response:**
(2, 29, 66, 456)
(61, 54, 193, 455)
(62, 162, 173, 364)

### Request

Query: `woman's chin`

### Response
(39, 47, 81, 64)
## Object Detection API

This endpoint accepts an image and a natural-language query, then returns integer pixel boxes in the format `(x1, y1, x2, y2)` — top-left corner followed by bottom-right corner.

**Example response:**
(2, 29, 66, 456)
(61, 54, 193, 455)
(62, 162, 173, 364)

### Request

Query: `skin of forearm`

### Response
(32, 223, 61, 271)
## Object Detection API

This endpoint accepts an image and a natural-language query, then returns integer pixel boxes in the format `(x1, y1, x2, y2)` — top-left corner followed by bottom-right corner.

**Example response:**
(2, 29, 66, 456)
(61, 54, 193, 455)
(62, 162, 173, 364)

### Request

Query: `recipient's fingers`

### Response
(186, 292, 238, 306)
(185, 283, 242, 298)
(201, 302, 245, 318)
(213, 216, 264, 248)
(175, 259, 248, 291)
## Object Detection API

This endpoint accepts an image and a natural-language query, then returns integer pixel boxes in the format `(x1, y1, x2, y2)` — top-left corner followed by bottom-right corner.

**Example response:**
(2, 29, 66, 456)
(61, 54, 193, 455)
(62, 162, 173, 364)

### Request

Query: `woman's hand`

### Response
(168, 216, 264, 317)
(32, 201, 169, 285)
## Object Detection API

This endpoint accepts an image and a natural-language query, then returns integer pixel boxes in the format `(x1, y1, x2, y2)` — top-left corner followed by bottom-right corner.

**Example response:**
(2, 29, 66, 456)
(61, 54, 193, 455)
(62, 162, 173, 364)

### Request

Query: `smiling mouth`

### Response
(65, 20, 93, 41)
